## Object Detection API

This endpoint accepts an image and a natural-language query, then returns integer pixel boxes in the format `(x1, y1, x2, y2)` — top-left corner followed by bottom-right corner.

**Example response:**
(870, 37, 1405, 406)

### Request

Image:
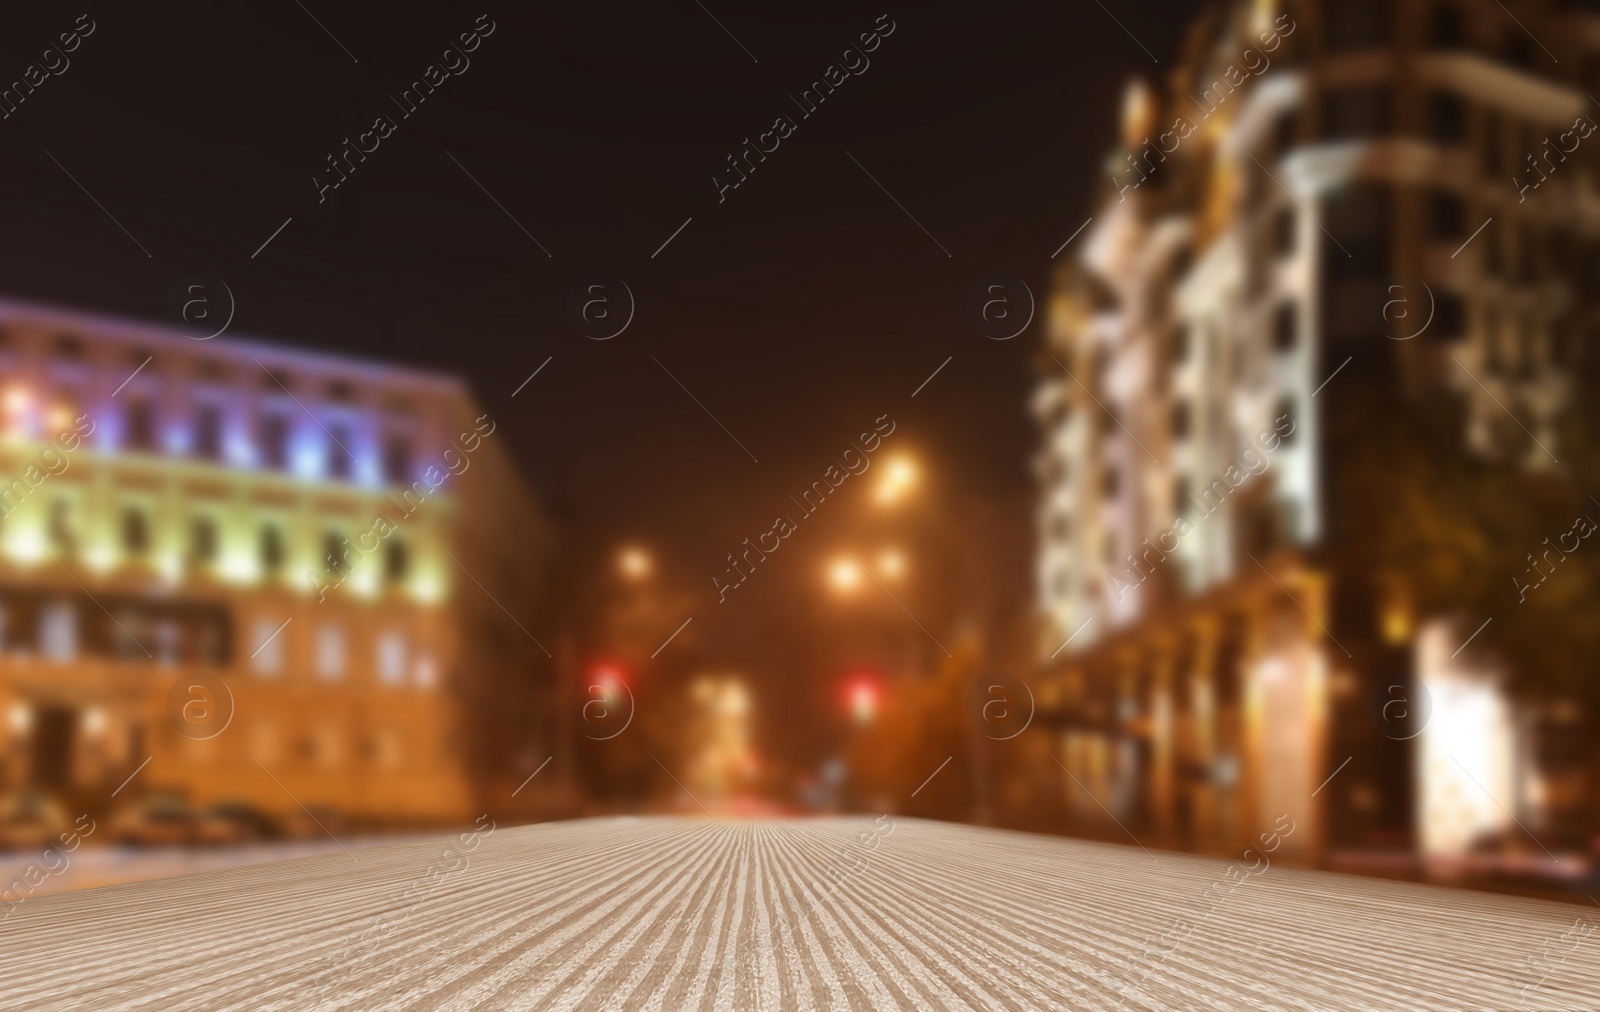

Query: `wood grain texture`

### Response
(0, 816, 1595, 1010)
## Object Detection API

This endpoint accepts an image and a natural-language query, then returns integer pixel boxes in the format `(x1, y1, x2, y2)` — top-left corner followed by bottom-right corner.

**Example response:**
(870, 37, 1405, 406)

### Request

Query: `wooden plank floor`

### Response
(1, 816, 1596, 1010)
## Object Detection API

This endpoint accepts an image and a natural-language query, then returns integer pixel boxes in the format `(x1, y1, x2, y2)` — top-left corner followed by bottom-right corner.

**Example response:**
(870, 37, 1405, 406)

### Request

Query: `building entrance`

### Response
(30, 706, 76, 789)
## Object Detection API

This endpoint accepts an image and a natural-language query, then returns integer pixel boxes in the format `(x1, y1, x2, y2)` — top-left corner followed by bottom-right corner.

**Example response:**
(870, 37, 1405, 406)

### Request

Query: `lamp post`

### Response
(864, 452, 1002, 821)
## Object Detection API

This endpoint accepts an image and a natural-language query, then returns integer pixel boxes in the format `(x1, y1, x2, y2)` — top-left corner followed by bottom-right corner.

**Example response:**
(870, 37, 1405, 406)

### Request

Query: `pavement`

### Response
(0, 837, 410, 899)
(1, 816, 1598, 1010)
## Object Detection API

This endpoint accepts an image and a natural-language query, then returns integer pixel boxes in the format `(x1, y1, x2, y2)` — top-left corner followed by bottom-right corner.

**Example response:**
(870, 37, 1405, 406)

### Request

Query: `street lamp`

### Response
(846, 676, 879, 726)
(874, 456, 918, 506)
(4, 386, 30, 416)
(828, 556, 862, 594)
(878, 549, 906, 580)
(618, 546, 651, 581)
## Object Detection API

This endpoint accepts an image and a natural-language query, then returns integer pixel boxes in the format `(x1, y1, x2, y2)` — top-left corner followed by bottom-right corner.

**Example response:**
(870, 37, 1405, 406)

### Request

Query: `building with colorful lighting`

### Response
(0, 296, 550, 830)
(1032, 0, 1598, 864)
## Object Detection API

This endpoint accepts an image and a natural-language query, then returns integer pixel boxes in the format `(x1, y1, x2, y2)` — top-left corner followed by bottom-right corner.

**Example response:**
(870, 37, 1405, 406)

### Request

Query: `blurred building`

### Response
(0, 297, 549, 830)
(1034, 0, 1597, 863)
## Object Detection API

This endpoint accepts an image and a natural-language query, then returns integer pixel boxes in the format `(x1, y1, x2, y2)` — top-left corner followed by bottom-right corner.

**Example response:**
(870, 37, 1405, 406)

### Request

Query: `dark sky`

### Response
(0, 0, 1204, 655)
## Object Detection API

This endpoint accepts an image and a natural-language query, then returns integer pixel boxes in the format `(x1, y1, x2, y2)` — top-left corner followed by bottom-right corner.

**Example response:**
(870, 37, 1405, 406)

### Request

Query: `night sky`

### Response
(0, 1, 1204, 676)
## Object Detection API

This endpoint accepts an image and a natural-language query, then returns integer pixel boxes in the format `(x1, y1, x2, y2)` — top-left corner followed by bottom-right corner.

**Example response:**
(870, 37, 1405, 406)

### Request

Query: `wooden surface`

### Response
(1, 816, 1596, 1010)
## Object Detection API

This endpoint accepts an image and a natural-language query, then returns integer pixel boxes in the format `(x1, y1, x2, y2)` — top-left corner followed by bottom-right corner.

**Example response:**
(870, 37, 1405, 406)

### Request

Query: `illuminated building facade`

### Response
(0, 296, 549, 828)
(1033, 0, 1597, 861)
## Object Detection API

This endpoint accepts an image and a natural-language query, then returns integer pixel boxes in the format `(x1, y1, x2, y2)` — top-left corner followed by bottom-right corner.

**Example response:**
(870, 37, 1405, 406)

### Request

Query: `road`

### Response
(1, 816, 1596, 1010)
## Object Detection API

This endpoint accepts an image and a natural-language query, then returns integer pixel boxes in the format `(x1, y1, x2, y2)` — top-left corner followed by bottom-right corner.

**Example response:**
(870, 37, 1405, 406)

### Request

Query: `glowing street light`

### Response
(874, 456, 918, 505)
(4, 386, 31, 416)
(878, 549, 905, 579)
(590, 664, 626, 694)
(846, 677, 879, 725)
(46, 403, 73, 433)
(3, 386, 32, 435)
(618, 546, 651, 581)
(828, 556, 862, 594)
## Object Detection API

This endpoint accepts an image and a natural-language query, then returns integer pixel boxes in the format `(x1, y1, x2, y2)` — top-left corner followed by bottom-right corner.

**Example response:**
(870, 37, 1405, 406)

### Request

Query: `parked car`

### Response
(195, 802, 281, 845)
(0, 791, 72, 852)
(109, 793, 197, 847)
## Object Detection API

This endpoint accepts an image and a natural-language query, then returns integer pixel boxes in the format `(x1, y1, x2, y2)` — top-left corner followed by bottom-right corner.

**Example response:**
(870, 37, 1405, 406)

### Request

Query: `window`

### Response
(1428, 190, 1465, 240)
(1427, 92, 1465, 144)
(1322, 86, 1392, 140)
(327, 424, 354, 480)
(1483, 111, 1503, 177)
(121, 507, 150, 555)
(125, 397, 156, 452)
(1518, 123, 1542, 181)
(154, 621, 179, 665)
(316, 625, 346, 680)
(40, 600, 77, 661)
(323, 532, 349, 574)
(260, 525, 285, 574)
(1325, 0, 1390, 51)
(1274, 397, 1297, 445)
(48, 498, 76, 554)
(384, 539, 408, 583)
(382, 433, 411, 485)
(1171, 243, 1194, 278)
(1485, 227, 1503, 277)
(196, 619, 226, 666)
(1516, 313, 1537, 378)
(1048, 513, 1071, 541)
(261, 414, 289, 470)
(190, 516, 218, 564)
(194, 404, 222, 460)
(376, 632, 407, 686)
(1503, 34, 1535, 70)
(1272, 111, 1298, 158)
(1272, 207, 1296, 257)
(251, 617, 285, 675)
(1044, 396, 1072, 431)
(1484, 306, 1504, 371)
(1429, 3, 1464, 47)
(1172, 401, 1191, 439)
(1325, 185, 1390, 276)
(1431, 290, 1466, 340)
(1520, 223, 1541, 283)
(1171, 325, 1191, 363)
(1040, 454, 1066, 486)
(1273, 302, 1298, 352)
